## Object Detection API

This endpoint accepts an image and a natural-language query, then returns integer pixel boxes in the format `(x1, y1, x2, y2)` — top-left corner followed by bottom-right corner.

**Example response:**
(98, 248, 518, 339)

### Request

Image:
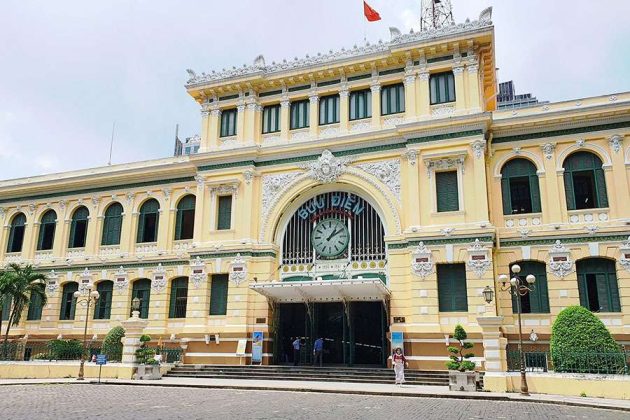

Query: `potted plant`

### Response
(135, 334, 162, 380)
(446, 324, 478, 391)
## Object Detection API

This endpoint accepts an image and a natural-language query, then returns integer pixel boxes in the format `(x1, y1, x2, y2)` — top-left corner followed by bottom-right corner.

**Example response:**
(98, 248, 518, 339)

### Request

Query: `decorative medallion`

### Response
(609, 134, 622, 154)
(300, 150, 352, 184)
(471, 140, 486, 159)
(540, 143, 555, 160)
(152, 263, 167, 292)
(190, 256, 207, 288)
(467, 239, 491, 278)
(548, 240, 573, 278)
(229, 253, 247, 286)
(355, 160, 401, 202)
(411, 242, 434, 279)
(46, 270, 59, 296)
(113, 266, 129, 292)
(619, 236, 630, 274)
(78, 268, 92, 292)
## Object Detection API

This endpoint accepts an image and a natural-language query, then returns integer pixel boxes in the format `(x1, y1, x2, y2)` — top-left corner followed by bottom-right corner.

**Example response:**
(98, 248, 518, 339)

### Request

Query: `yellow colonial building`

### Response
(1, 7, 629, 378)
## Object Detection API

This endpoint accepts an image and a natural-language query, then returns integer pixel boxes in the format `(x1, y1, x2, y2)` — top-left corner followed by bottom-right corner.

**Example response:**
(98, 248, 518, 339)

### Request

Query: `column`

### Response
(156, 205, 170, 253)
(120, 199, 135, 256)
(404, 149, 420, 227)
(207, 109, 221, 149)
(466, 62, 482, 113)
(339, 83, 349, 133)
(236, 101, 246, 143)
(608, 134, 629, 219)
(470, 140, 490, 222)
(192, 176, 206, 244)
(309, 91, 319, 139)
(417, 71, 430, 117)
(120, 312, 149, 364)
(199, 104, 212, 152)
(22, 219, 36, 260)
(540, 143, 564, 224)
(370, 80, 381, 128)
(404, 66, 417, 119)
(453, 65, 466, 113)
(84, 210, 100, 256)
(280, 95, 290, 141)
(477, 316, 508, 392)
(244, 100, 257, 144)
(52, 204, 69, 259)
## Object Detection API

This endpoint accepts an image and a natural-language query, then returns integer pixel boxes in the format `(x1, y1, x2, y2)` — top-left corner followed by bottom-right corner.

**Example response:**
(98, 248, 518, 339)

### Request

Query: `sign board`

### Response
(96, 354, 107, 365)
(251, 331, 263, 364)
(391, 331, 404, 354)
(236, 339, 247, 356)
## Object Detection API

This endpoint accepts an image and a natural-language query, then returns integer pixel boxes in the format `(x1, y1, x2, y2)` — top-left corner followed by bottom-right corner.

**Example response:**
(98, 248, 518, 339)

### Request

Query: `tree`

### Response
(550, 306, 624, 374)
(446, 324, 476, 372)
(102, 326, 125, 362)
(1, 264, 47, 356)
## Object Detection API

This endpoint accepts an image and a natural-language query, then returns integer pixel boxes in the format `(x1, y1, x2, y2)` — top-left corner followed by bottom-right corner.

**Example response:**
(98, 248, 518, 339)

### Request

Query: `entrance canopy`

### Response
(250, 279, 390, 303)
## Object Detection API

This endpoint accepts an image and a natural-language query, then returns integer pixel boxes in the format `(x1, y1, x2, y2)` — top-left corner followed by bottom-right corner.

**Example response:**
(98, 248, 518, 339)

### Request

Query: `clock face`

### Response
(312, 218, 349, 258)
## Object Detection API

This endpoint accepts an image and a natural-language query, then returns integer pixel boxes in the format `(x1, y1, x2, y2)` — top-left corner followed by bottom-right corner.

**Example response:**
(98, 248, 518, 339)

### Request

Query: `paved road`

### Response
(0, 384, 626, 419)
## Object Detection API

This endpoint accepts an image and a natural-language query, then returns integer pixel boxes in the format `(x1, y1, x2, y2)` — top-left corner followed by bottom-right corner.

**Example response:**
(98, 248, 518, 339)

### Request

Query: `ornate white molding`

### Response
(467, 239, 491, 278)
(383, 116, 405, 127)
(540, 143, 555, 160)
(411, 242, 434, 279)
(152, 264, 167, 292)
(355, 159, 401, 202)
(619, 236, 630, 273)
(404, 149, 417, 166)
(113, 266, 129, 292)
(319, 126, 340, 138)
(261, 171, 302, 222)
(350, 121, 372, 132)
(299, 150, 353, 184)
(430, 104, 455, 117)
(190, 256, 207, 288)
(46, 270, 59, 296)
(229, 253, 247, 285)
(209, 182, 239, 197)
(243, 169, 255, 185)
(548, 240, 573, 279)
(423, 155, 465, 177)
(609, 134, 622, 154)
(471, 140, 486, 159)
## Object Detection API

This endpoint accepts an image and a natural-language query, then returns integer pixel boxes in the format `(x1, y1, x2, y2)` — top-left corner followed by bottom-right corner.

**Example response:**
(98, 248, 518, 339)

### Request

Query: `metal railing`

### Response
(149, 346, 182, 363)
(507, 349, 630, 375)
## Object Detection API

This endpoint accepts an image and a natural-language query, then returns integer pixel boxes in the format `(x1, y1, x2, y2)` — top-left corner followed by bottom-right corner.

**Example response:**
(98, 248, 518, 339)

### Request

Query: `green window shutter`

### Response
(210, 274, 229, 315)
(563, 171, 576, 210)
(380, 84, 404, 115)
(594, 168, 609, 208)
(436, 171, 459, 212)
(533, 272, 550, 313)
(94, 281, 113, 320)
(217, 195, 233, 230)
(27, 293, 42, 320)
(349, 89, 371, 120)
(132, 279, 151, 319)
(102, 204, 123, 246)
(577, 273, 588, 309)
(437, 264, 467, 312)
(529, 175, 542, 213)
(1, 296, 10, 321)
(501, 177, 512, 215)
(169, 281, 178, 318)
(7, 213, 26, 253)
(430, 72, 455, 104)
(220, 109, 237, 137)
(607, 273, 621, 312)
(594, 273, 611, 312)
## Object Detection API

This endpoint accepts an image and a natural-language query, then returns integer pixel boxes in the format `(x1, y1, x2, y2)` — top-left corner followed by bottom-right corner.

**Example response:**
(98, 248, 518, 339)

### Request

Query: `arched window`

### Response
(37, 210, 57, 251)
(510, 261, 550, 314)
(175, 195, 195, 240)
(101, 203, 123, 246)
(576, 258, 620, 313)
(169, 277, 188, 318)
(68, 206, 89, 248)
(27, 292, 43, 321)
(137, 199, 160, 243)
(131, 279, 151, 319)
(6, 213, 26, 253)
(93, 281, 113, 320)
(563, 151, 608, 210)
(59, 282, 78, 320)
(501, 159, 541, 215)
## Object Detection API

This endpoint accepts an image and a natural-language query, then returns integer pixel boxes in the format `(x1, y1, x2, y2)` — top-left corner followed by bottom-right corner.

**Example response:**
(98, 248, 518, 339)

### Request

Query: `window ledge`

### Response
(212, 229, 235, 233)
(431, 210, 465, 216)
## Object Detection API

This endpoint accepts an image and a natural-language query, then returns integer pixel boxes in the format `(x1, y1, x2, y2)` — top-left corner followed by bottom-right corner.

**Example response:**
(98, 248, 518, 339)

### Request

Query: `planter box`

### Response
(136, 364, 162, 380)
(449, 370, 478, 392)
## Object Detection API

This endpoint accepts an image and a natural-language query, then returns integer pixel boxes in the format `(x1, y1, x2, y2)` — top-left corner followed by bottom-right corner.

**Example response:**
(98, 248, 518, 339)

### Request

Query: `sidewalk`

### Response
(1, 376, 629, 412)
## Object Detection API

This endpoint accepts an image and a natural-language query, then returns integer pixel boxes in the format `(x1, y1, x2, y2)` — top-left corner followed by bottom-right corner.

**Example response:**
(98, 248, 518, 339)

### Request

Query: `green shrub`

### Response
(446, 324, 476, 372)
(550, 306, 624, 374)
(140, 334, 151, 343)
(102, 326, 125, 362)
(135, 347, 156, 364)
(46, 339, 84, 360)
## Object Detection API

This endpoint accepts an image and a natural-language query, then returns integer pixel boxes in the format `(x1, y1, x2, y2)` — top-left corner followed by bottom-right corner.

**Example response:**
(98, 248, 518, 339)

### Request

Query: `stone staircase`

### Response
(165, 364, 451, 386)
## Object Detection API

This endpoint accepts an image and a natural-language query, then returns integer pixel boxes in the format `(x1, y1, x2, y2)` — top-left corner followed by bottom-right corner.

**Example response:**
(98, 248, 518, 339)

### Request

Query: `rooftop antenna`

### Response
(420, 0, 455, 32)
(107, 121, 116, 166)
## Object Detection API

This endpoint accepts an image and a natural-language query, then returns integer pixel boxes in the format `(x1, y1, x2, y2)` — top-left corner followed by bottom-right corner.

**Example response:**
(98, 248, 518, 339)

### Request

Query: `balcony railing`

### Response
(567, 208, 610, 225)
(504, 213, 543, 229)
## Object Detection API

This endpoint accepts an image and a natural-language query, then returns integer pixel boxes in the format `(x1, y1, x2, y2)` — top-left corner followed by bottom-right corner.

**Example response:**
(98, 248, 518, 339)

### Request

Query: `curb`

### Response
(87, 380, 630, 413)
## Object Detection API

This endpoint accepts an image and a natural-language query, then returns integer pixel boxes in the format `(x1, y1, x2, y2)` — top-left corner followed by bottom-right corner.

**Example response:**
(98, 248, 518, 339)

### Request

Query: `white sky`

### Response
(1, 0, 629, 180)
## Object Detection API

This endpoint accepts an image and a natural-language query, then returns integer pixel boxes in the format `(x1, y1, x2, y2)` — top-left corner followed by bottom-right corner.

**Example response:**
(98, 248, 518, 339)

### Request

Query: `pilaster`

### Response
(192, 176, 207, 244)
(609, 134, 629, 219)
(404, 65, 417, 119)
(236, 101, 246, 143)
(200, 103, 212, 152)
(417, 71, 430, 117)
(208, 109, 221, 149)
(466, 62, 482, 112)
(540, 143, 564, 224)
(280, 95, 290, 141)
(370, 80, 381, 128)
(477, 316, 507, 373)
(309, 91, 319, 139)
(339, 84, 349, 133)
(453, 65, 466, 113)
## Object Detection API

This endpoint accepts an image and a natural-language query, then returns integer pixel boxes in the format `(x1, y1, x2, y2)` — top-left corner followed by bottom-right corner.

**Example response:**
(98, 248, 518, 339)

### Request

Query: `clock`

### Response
(312, 218, 349, 258)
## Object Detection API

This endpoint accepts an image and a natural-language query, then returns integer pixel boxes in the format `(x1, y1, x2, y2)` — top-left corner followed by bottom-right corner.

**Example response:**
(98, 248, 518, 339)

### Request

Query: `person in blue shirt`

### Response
(313, 337, 324, 367)
(292, 337, 301, 366)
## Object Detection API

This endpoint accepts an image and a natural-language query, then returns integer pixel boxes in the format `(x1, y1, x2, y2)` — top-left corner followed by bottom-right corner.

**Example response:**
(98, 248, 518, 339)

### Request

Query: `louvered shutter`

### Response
(563, 171, 576, 210)
(217, 195, 233, 230)
(577, 273, 588, 308)
(210, 275, 229, 315)
(594, 273, 610, 312)
(437, 264, 467, 312)
(529, 175, 542, 213)
(436, 171, 459, 212)
(607, 273, 621, 312)
(501, 177, 512, 215)
(594, 168, 609, 208)
(169, 281, 178, 318)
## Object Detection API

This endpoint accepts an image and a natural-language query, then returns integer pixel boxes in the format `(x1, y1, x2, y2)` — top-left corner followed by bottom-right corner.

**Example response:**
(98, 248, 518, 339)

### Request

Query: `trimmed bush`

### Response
(102, 326, 125, 362)
(446, 324, 476, 372)
(46, 339, 84, 360)
(550, 306, 624, 374)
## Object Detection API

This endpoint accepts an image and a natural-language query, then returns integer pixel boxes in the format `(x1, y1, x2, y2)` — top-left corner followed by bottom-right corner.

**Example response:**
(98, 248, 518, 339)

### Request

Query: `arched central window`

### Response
(60, 282, 78, 320)
(175, 195, 195, 240)
(510, 261, 550, 313)
(6, 213, 26, 253)
(68, 206, 89, 248)
(500, 159, 541, 215)
(577, 258, 620, 313)
(169, 277, 188, 318)
(94, 281, 113, 320)
(131, 279, 151, 319)
(37, 210, 57, 251)
(101, 203, 123, 246)
(137, 199, 160, 243)
(563, 151, 608, 210)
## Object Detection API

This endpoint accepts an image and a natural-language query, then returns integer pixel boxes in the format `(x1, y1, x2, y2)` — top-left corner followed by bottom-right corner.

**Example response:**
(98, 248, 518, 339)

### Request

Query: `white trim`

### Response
(492, 151, 545, 178)
(185, 352, 273, 358)
(555, 142, 613, 171)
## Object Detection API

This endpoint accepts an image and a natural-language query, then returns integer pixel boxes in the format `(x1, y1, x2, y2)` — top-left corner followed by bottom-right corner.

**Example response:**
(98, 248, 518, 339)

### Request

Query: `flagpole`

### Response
(108, 121, 115, 166)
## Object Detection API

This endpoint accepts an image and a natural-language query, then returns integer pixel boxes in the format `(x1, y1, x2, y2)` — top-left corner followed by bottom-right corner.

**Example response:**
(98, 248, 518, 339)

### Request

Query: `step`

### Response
(166, 371, 446, 380)
(164, 373, 448, 385)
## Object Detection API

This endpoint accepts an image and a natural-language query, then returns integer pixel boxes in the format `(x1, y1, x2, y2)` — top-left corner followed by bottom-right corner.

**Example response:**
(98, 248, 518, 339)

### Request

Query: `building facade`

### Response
(1, 8, 629, 372)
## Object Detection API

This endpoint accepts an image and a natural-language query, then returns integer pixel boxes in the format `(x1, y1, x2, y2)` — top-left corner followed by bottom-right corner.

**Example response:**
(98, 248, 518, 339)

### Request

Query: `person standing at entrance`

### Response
(313, 337, 324, 367)
(392, 347, 408, 386)
(292, 337, 301, 366)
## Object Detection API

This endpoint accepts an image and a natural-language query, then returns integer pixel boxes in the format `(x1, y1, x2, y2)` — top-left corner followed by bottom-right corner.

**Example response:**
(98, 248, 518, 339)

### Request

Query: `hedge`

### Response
(102, 326, 125, 362)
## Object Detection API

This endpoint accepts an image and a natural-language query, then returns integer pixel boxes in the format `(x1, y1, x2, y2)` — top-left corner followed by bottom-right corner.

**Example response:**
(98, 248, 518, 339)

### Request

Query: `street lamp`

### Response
(499, 264, 535, 396)
(73, 286, 100, 381)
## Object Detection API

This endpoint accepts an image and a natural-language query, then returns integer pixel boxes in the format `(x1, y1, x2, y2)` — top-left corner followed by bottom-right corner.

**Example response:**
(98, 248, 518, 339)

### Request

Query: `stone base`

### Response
(448, 370, 478, 392)
(135, 364, 162, 380)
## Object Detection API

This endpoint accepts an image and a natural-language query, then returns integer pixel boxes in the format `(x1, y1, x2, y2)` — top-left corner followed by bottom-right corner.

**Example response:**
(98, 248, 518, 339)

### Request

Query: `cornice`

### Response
(498, 232, 630, 248)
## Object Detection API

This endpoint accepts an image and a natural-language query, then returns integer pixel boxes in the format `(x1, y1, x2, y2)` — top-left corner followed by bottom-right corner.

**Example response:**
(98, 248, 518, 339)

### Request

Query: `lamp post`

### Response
(73, 286, 100, 381)
(498, 264, 535, 396)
